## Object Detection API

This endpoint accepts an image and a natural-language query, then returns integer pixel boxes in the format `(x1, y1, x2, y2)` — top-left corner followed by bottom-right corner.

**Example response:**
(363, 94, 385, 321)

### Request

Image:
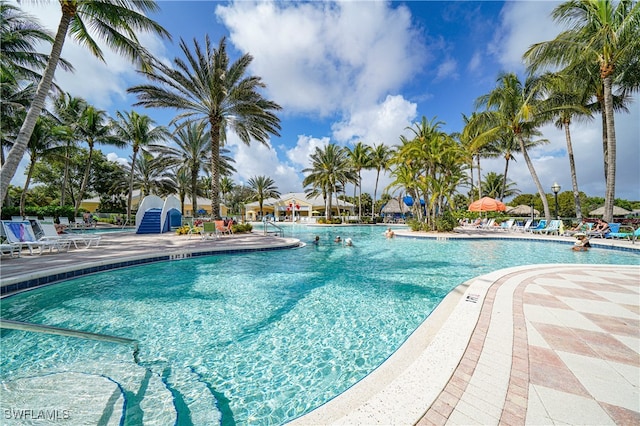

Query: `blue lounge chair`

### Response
(607, 225, 639, 240)
(527, 220, 547, 233)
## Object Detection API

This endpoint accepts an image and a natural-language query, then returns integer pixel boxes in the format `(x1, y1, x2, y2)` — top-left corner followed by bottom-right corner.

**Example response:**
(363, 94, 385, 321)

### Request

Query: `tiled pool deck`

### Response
(1, 228, 639, 425)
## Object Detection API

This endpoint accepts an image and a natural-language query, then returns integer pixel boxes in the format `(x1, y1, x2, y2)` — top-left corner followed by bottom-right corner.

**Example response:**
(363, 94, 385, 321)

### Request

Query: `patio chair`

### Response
(38, 221, 101, 249)
(534, 220, 563, 236)
(512, 219, 532, 233)
(527, 220, 547, 233)
(0, 242, 21, 258)
(215, 220, 232, 236)
(607, 226, 640, 241)
(201, 221, 219, 240)
(588, 222, 620, 239)
(1, 220, 70, 255)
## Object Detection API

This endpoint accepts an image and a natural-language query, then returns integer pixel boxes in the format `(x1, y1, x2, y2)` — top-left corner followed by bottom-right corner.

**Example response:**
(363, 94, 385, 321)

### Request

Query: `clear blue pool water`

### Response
(1, 225, 638, 424)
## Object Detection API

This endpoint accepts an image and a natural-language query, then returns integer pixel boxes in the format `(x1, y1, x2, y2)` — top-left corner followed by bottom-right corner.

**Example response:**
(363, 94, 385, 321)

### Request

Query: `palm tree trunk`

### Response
(373, 169, 380, 221)
(357, 170, 362, 220)
(518, 135, 551, 221)
(476, 156, 482, 199)
(60, 144, 70, 206)
(191, 168, 198, 216)
(0, 10, 72, 204)
(127, 150, 137, 223)
(602, 76, 617, 223)
(20, 161, 35, 218)
(500, 157, 510, 201)
(209, 121, 221, 219)
(75, 144, 94, 216)
(563, 121, 582, 219)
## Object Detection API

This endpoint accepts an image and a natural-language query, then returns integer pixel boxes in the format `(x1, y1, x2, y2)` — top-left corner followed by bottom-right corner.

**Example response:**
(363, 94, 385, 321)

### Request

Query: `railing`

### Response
(0, 319, 140, 363)
(263, 220, 284, 237)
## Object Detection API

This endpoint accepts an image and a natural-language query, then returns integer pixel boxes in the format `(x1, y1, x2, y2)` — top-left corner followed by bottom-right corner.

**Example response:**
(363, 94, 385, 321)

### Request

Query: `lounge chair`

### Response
(588, 222, 620, 239)
(0, 243, 21, 258)
(535, 220, 562, 235)
(1, 220, 70, 255)
(513, 219, 532, 233)
(608, 226, 640, 241)
(527, 220, 547, 233)
(39, 221, 101, 248)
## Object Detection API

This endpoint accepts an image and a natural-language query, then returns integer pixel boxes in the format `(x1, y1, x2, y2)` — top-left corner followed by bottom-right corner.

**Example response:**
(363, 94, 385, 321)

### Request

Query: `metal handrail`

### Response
(263, 220, 284, 237)
(0, 319, 140, 363)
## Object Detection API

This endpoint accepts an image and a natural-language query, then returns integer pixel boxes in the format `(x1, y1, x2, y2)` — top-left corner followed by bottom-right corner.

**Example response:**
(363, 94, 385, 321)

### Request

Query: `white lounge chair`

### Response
(1, 220, 70, 255)
(39, 221, 101, 249)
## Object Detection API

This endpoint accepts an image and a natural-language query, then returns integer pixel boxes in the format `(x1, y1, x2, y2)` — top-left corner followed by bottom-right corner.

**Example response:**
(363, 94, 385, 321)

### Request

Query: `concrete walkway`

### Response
(1, 228, 639, 425)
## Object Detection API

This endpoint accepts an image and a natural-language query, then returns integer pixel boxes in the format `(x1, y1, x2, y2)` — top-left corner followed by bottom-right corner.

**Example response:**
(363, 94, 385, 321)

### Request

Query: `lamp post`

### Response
(551, 182, 561, 220)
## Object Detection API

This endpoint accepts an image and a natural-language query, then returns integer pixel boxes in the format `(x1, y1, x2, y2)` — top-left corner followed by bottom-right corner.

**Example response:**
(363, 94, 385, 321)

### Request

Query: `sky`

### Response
(11, 0, 640, 202)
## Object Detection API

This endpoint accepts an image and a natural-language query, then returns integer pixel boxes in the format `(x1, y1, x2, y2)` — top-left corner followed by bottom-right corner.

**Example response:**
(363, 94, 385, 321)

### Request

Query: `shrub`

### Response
(232, 223, 253, 233)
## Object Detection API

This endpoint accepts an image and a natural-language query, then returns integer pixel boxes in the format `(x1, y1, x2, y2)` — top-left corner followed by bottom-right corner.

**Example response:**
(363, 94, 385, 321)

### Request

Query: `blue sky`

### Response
(13, 1, 640, 201)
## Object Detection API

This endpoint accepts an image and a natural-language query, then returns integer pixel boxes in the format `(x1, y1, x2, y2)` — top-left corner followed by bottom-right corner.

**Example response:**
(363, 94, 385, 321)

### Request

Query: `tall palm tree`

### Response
(302, 144, 351, 220)
(111, 110, 169, 222)
(20, 116, 58, 217)
(475, 73, 552, 222)
(128, 151, 175, 197)
(129, 35, 281, 219)
(0, 0, 170, 204)
(74, 104, 123, 215)
(247, 175, 280, 219)
(219, 176, 235, 207)
(50, 93, 87, 206)
(346, 141, 372, 220)
(368, 143, 393, 221)
(537, 71, 594, 219)
(524, 0, 640, 222)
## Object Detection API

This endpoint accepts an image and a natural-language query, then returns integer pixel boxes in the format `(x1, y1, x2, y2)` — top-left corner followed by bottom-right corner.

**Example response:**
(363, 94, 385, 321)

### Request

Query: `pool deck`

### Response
(1, 228, 639, 425)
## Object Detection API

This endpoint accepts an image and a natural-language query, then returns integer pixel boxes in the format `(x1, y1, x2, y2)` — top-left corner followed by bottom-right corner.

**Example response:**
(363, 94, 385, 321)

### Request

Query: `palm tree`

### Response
(368, 143, 393, 221)
(481, 172, 520, 200)
(50, 93, 87, 206)
(346, 141, 372, 220)
(20, 116, 58, 217)
(129, 36, 281, 219)
(247, 175, 280, 219)
(111, 110, 169, 222)
(74, 104, 124, 216)
(475, 73, 552, 222)
(0, 0, 170, 204)
(219, 176, 235, 207)
(128, 152, 175, 197)
(524, 0, 640, 222)
(302, 144, 351, 220)
(537, 71, 594, 219)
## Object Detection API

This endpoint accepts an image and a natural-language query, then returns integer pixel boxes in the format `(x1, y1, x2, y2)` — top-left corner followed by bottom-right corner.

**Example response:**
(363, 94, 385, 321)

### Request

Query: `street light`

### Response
(551, 182, 561, 220)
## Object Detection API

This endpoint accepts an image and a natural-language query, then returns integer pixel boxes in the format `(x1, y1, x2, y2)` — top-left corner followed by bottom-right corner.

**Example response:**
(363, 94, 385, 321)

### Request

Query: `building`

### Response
(244, 192, 354, 221)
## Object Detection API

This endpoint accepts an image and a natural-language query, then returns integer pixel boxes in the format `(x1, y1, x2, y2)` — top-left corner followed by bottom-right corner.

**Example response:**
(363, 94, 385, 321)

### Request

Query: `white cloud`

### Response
(106, 152, 129, 166)
(331, 95, 417, 146)
(490, 1, 561, 72)
(216, 1, 425, 116)
(435, 58, 458, 81)
(15, 1, 169, 111)
(286, 135, 330, 169)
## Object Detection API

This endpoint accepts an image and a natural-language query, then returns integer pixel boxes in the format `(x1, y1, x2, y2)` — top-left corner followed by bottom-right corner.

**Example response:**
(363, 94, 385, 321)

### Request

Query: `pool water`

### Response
(1, 226, 638, 424)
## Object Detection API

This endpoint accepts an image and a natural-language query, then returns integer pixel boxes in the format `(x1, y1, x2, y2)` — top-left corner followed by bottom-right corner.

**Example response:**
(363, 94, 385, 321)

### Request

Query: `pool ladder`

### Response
(0, 319, 140, 363)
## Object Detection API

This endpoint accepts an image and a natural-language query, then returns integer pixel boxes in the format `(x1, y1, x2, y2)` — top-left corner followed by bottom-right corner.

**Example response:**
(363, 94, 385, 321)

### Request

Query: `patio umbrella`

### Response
(468, 197, 507, 212)
(506, 204, 540, 216)
(588, 206, 631, 216)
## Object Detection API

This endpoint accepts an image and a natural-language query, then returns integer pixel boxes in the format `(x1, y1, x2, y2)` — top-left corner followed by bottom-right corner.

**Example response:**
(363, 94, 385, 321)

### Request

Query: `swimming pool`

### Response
(1, 226, 638, 424)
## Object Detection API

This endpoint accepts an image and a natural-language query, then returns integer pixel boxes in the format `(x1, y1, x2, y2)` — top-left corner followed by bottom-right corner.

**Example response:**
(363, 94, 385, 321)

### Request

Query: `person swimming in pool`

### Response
(572, 234, 591, 251)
